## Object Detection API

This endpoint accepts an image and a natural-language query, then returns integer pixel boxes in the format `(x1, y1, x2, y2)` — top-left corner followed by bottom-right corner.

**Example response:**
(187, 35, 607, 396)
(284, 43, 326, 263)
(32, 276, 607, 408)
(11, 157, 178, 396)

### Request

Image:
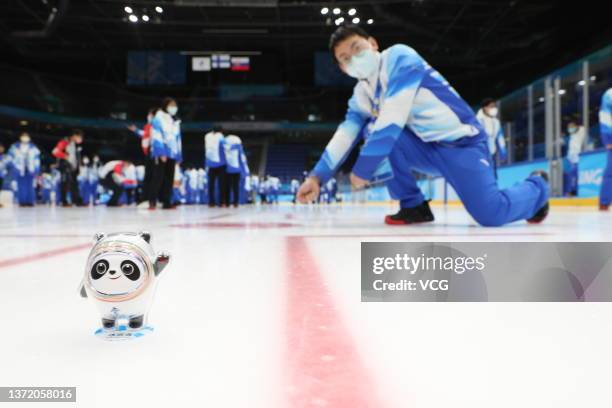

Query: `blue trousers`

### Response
(41, 188, 51, 204)
(385, 129, 548, 226)
(563, 161, 578, 196)
(601, 149, 612, 206)
(16, 173, 36, 205)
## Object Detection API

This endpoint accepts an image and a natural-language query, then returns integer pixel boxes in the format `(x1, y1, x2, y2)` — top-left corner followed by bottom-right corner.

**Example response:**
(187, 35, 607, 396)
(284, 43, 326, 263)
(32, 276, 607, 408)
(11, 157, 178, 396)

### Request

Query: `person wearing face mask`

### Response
(128, 107, 157, 205)
(52, 129, 84, 207)
(476, 98, 507, 177)
(297, 25, 549, 227)
(8, 133, 41, 207)
(563, 119, 586, 197)
(599, 88, 612, 211)
(148, 98, 181, 210)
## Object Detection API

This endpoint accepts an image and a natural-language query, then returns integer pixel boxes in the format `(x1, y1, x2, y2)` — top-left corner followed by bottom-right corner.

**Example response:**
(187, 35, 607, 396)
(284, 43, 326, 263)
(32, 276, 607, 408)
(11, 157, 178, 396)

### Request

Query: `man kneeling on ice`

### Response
(297, 25, 549, 227)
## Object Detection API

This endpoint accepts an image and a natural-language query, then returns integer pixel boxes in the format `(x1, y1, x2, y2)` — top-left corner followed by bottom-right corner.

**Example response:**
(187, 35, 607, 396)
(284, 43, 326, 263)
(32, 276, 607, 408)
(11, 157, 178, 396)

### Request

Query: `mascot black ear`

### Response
(154, 252, 170, 276)
(139, 231, 151, 243)
(79, 282, 87, 298)
(93, 232, 106, 242)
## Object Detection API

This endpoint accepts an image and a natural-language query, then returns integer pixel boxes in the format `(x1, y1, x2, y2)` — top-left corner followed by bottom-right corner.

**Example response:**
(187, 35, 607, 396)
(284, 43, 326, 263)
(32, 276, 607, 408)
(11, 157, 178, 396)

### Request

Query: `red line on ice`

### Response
(0, 243, 91, 269)
(285, 236, 381, 407)
(299, 232, 555, 238)
(171, 221, 298, 229)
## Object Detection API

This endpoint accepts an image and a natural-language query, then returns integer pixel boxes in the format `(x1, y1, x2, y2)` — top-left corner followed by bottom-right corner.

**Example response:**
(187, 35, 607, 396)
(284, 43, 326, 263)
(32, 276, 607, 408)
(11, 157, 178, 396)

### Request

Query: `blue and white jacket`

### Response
(151, 110, 182, 161)
(312, 44, 484, 183)
(224, 135, 249, 175)
(600, 88, 612, 147)
(8, 142, 40, 177)
(476, 109, 507, 160)
(205, 131, 227, 168)
(0, 153, 10, 178)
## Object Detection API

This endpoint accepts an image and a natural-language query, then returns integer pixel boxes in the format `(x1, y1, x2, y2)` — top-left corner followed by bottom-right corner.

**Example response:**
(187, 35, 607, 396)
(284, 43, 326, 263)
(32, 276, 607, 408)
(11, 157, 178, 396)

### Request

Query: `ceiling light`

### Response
(332, 8, 341, 15)
(321, 7, 329, 15)
(352, 17, 360, 24)
(348, 8, 356, 16)
(367, 18, 374, 24)
(142, 15, 149, 22)
(124, 6, 133, 13)
(155, 6, 163, 13)
(129, 14, 138, 22)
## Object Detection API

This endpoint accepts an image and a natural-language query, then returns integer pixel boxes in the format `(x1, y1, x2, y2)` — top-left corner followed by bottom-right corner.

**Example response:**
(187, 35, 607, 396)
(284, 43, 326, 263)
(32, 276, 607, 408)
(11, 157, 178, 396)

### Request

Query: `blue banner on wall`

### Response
(127, 51, 186, 86)
(578, 150, 606, 197)
(497, 159, 549, 190)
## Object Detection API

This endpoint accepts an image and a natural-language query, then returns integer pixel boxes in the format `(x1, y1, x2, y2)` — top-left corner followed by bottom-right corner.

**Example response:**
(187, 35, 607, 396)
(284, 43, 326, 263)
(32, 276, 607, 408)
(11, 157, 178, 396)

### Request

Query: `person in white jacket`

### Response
(563, 120, 586, 196)
(99, 160, 133, 207)
(8, 133, 41, 206)
(476, 98, 507, 177)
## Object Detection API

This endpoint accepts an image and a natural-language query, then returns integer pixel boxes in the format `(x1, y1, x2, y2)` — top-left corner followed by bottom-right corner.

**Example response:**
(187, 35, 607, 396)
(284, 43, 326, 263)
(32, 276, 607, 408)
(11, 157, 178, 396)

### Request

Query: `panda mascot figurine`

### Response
(79, 231, 170, 340)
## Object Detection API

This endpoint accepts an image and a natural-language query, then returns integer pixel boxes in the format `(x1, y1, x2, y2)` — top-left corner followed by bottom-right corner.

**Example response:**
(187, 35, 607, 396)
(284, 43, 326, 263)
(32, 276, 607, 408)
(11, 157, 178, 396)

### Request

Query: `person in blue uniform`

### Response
(297, 25, 549, 226)
(599, 88, 612, 211)
(8, 133, 41, 207)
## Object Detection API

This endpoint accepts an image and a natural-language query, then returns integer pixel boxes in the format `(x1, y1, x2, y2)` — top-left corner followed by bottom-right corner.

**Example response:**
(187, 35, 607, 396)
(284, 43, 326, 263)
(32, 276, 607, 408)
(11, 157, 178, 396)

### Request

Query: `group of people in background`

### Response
(128, 98, 256, 209)
(203, 127, 250, 207)
(475, 94, 610, 204)
(128, 98, 183, 210)
(2, 87, 610, 211)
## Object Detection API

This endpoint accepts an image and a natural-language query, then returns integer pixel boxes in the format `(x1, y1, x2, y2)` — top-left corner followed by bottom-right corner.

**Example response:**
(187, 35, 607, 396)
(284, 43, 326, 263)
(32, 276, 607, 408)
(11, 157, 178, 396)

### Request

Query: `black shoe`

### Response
(527, 170, 549, 224)
(102, 318, 115, 329)
(385, 200, 435, 225)
(129, 315, 144, 329)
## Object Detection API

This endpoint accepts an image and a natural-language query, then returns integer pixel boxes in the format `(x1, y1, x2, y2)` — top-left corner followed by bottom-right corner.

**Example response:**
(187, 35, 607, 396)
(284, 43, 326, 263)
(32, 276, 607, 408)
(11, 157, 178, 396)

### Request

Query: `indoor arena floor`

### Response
(0, 203, 611, 408)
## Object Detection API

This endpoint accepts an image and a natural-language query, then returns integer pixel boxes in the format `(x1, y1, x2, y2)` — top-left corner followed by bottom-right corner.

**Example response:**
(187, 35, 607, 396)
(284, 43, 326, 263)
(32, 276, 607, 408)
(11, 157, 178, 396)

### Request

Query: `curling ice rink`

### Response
(1, 203, 611, 408)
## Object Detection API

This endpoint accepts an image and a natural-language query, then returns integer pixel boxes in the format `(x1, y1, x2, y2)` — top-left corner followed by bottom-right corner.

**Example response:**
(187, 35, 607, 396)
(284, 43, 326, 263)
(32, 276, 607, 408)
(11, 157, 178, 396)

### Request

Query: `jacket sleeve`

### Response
(496, 121, 507, 161)
(52, 140, 68, 159)
(33, 146, 41, 174)
(7, 146, 17, 172)
(150, 115, 168, 158)
(600, 90, 612, 146)
(351, 45, 426, 180)
(176, 126, 183, 162)
(310, 90, 369, 184)
(240, 147, 250, 176)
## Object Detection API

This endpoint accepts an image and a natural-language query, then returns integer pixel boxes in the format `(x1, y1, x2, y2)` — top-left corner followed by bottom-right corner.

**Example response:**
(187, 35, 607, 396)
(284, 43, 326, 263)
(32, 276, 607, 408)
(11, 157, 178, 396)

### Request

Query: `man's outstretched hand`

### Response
(350, 172, 369, 190)
(297, 176, 321, 203)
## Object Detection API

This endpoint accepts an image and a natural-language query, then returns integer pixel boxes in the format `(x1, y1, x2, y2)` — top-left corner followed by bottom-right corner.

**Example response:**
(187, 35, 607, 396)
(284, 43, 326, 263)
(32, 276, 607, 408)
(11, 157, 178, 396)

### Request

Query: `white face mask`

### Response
(485, 107, 498, 117)
(568, 127, 577, 134)
(167, 106, 178, 116)
(345, 48, 380, 80)
(83, 158, 90, 165)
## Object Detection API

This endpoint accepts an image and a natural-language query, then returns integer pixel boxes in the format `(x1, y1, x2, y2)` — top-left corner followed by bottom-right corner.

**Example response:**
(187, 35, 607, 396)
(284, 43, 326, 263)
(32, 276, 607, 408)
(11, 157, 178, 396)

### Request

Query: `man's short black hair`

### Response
(329, 25, 371, 64)
(162, 97, 177, 108)
(72, 129, 84, 136)
(481, 98, 496, 108)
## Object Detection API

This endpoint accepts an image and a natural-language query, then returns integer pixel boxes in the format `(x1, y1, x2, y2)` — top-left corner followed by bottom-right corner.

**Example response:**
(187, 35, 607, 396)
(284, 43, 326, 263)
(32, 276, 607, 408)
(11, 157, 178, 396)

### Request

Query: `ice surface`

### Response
(0, 203, 610, 407)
